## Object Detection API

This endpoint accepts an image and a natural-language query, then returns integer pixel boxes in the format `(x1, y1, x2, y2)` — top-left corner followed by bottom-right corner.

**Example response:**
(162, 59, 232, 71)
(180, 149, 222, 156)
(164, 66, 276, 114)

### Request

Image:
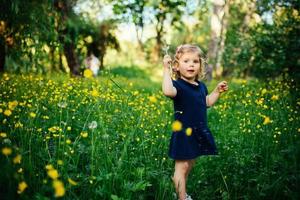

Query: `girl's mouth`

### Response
(187, 70, 195, 73)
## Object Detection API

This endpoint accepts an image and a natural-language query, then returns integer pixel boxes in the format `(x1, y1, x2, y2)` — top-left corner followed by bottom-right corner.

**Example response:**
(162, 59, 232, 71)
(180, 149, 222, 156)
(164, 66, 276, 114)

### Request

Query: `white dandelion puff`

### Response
(88, 121, 98, 129)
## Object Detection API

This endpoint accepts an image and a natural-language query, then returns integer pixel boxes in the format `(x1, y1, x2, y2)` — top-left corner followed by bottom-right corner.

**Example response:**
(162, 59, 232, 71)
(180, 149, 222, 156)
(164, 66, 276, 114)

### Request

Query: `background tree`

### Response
(0, 0, 55, 73)
(222, 0, 300, 79)
(111, 0, 147, 51)
(207, 0, 231, 78)
(54, 0, 82, 76)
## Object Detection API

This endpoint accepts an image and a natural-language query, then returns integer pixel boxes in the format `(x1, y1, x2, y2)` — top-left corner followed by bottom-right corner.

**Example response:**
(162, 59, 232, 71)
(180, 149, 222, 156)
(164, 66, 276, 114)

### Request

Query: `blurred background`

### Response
(1, 0, 299, 81)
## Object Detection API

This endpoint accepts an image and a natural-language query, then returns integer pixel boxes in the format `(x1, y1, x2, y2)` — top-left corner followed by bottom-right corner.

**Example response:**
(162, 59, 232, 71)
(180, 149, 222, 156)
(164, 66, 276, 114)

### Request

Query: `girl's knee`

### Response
(175, 160, 190, 173)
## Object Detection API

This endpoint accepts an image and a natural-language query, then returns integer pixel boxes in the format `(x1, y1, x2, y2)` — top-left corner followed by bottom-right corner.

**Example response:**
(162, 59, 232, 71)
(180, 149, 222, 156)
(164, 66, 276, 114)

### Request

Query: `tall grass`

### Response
(0, 71, 299, 200)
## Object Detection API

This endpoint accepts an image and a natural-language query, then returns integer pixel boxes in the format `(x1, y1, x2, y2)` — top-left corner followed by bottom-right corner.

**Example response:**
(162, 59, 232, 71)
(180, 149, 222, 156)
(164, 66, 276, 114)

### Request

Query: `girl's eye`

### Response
(184, 60, 189, 63)
(194, 60, 199, 63)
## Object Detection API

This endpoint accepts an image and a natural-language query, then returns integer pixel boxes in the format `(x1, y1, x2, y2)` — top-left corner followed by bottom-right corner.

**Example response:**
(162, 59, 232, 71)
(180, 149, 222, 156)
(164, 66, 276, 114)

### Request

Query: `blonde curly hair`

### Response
(172, 44, 206, 80)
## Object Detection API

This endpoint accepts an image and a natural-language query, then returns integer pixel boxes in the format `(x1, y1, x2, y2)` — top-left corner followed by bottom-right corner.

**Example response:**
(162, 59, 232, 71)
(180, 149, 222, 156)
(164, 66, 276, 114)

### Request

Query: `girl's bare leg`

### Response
(173, 160, 192, 200)
(185, 159, 195, 181)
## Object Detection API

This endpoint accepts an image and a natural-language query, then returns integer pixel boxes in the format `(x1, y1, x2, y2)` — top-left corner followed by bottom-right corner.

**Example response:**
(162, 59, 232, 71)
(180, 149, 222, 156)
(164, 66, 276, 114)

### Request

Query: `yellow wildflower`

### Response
(13, 154, 22, 164)
(29, 112, 36, 118)
(172, 120, 182, 132)
(186, 128, 192, 136)
(80, 131, 88, 138)
(148, 95, 157, 103)
(68, 178, 78, 186)
(45, 164, 54, 170)
(263, 116, 272, 125)
(47, 169, 59, 180)
(271, 95, 279, 101)
(8, 100, 18, 110)
(83, 69, 93, 78)
(15, 121, 24, 128)
(4, 109, 12, 116)
(53, 180, 65, 197)
(91, 89, 99, 97)
(2, 147, 12, 156)
(17, 181, 28, 194)
(18, 168, 23, 173)
(66, 139, 72, 144)
(57, 160, 63, 165)
(0, 132, 7, 137)
(261, 88, 267, 95)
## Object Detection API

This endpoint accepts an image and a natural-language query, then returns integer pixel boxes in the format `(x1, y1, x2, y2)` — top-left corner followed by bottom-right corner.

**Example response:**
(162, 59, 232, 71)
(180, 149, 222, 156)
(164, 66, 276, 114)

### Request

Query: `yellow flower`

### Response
(2, 147, 12, 156)
(13, 154, 22, 164)
(185, 128, 192, 136)
(172, 120, 182, 132)
(255, 98, 264, 105)
(17, 181, 28, 194)
(261, 88, 267, 95)
(271, 95, 279, 101)
(4, 109, 12, 116)
(53, 180, 65, 197)
(67, 126, 71, 131)
(263, 116, 271, 125)
(91, 89, 99, 97)
(83, 69, 93, 78)
(15, 121, 24, 128)
(68, 178, 78, 186)
(45, 164, 54, 170)
(80, 131, 88, 138)
(29, 112, 36, 118)
(8, 100, 18, 110)
(66, 139, 72, 144)
(148, 95, 157, 103)
(57, 160, 63, 165)
(0, 132, 7, 137)
(18, 168, 23, 173)
(47, 169, 59, 180)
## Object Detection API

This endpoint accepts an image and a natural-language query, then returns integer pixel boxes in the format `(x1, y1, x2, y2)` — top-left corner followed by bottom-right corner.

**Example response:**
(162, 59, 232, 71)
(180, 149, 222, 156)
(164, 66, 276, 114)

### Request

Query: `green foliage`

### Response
(223, 0, 300, 79)
(0, 0, 57, 73)
(0, 71, 299, 199)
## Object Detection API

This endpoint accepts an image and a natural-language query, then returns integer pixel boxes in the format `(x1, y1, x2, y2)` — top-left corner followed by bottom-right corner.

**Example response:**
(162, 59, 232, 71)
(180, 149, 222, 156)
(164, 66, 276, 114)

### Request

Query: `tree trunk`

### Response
(0, 37, 5, 72)
(135, 25, 144, 52)
(207, 0, 226, 79)
(54, 0, 80, 76)
(215, 0, 230, 77)
(63, 42, 80, 76)
(154, 17, 164, 62)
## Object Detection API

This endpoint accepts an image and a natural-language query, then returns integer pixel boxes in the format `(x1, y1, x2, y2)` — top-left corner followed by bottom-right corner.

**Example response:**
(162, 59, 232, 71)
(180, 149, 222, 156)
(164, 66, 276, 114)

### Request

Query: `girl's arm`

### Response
(162, 55, 177, 97)
(206, 81, 228, 107)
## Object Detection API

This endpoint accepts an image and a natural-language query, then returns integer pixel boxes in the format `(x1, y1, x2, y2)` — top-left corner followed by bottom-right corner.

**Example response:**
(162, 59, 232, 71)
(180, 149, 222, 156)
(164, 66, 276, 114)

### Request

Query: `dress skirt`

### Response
(168, 126, 218, 160)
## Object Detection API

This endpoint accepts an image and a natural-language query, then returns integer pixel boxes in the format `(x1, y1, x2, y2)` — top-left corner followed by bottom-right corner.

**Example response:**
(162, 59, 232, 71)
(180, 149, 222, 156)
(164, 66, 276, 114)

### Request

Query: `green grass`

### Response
(0, 71, 299, 200)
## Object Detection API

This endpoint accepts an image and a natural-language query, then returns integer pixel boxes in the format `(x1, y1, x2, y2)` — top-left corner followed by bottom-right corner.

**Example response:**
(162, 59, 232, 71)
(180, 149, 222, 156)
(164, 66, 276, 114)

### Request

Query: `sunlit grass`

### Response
(0, 72, 299, 199)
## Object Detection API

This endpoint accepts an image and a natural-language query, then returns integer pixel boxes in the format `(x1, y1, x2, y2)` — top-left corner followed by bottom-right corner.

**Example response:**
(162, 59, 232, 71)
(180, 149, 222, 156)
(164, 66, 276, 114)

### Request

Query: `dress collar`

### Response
(178, 78, 200, 88)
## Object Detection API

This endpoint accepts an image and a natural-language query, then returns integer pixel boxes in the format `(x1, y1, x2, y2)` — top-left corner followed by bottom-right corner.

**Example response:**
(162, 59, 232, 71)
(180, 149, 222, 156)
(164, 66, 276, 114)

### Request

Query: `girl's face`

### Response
(176, 51, 200, 81)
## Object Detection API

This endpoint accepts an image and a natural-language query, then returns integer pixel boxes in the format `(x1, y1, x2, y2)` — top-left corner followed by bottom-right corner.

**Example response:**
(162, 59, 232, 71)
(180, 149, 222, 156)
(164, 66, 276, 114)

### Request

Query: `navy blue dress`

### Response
(168, 78, 218, 160)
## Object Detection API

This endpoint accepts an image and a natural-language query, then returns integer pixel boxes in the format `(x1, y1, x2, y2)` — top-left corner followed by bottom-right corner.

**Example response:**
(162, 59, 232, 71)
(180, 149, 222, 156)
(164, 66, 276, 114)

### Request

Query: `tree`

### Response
(111, 0, 186, 61)
(84, 20, 120, 69)
(111, 0, 147, 51)
(207, 0, 231, 78)
(223, 0, 300, 79)
(0, 0, 55, 73)
(54, 0, 81, 76)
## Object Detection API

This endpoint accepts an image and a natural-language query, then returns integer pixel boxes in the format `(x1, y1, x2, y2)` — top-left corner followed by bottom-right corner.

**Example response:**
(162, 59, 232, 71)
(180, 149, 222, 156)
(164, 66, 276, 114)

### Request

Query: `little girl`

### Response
(162, 44, 228, 200)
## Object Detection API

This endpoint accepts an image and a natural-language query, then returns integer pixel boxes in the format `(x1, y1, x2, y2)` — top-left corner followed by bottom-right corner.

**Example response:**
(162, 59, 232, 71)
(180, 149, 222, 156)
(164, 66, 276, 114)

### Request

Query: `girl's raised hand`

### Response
(217, 81, 228, 93)
(163, 55, 172, 70)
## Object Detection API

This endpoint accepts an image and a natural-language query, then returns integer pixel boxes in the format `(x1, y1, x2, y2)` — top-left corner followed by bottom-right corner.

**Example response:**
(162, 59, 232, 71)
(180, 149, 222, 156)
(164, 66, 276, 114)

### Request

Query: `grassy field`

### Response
(0, 68, 299, 200)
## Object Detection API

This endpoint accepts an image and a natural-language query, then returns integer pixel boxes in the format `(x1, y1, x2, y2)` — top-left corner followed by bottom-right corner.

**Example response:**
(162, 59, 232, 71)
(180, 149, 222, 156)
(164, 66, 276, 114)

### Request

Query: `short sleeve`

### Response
(171, 80, 182, 100)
